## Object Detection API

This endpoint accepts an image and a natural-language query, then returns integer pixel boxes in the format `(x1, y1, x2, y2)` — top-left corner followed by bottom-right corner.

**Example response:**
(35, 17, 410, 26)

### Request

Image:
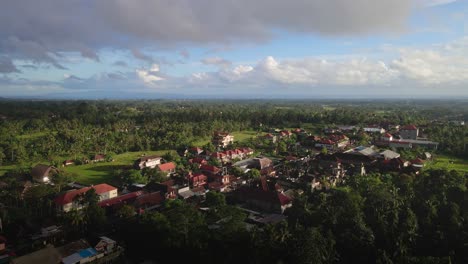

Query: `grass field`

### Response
(232, 130, 258, 142)
(425, 154, 468, 173)
(0, 164, 16, 177)
(63, 150, 176, 185)
(191, 130, 259, 147)
(0, 150, 176, 185)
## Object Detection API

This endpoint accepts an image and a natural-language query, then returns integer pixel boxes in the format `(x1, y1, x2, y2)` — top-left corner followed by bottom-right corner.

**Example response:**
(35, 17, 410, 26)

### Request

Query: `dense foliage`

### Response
(109, 169, 468, 263)
(0, 99, 467, 167)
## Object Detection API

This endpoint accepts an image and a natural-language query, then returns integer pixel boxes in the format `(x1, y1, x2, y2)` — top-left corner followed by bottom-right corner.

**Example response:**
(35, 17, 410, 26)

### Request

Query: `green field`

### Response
(232, 130, 258, 142)
(0, 164, 16, 177)
(425, 155, 468, 173)
(0, 150, 176, 185)
(63, 150, 176, 185)
(191, 130, 259, 147)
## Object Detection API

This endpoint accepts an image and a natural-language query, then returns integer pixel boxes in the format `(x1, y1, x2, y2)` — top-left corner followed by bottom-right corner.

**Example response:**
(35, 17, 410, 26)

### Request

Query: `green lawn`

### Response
(190, 130, 259, 147)
(0, 164, 16, 176)
(0, 150, 176, 184)
(232, 130, 258, 142)
(63, 150, 176, 185)
(425, 154, 468, 173)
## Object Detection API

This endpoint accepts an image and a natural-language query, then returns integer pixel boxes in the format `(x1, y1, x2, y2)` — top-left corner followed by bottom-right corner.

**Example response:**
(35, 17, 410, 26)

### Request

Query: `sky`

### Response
(0, 0, 467, 99)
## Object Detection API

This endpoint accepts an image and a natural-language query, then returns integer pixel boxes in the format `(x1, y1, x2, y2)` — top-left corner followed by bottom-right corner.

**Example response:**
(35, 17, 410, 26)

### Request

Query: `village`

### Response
(0, 123, 441, 264)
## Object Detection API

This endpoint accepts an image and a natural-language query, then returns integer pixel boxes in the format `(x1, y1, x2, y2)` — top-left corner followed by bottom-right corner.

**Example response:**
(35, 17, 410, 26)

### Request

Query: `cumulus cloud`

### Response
(188, 39, 468, 90)
(0, 0, 416, 68)
(137, 64, 165, 84)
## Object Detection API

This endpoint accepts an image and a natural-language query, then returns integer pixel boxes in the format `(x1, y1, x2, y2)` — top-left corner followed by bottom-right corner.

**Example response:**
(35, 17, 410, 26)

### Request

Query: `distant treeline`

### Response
(0, 100, 467, 165)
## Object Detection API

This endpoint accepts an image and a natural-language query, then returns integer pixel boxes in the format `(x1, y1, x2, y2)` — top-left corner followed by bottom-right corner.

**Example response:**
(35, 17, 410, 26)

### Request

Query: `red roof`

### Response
(278, 193, 292, 206)
(55, 184, 117, 205)
(189, 157, 207, 164)
(135, 192, 164, 207)
(200, 165, 221, 173)
(93, 154, 105, 160)
(98, 191, 144, 207)
(158, 162, 176, 172)
(191, 173, 207, 183)
(401, 125, 418, 131)
(320, 139, 334, 145)
(208, 181, 226, 190)
(211, 152, 226, 158)
(383, 133, 393, 138)
(411, 158, 425, 164)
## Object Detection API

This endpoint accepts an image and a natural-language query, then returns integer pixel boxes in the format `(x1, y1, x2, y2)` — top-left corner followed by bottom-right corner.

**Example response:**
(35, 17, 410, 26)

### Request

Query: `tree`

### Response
(117, 204, 136, 219)
(125, 169, 148, 185)
(321, 146, 328, 155)
(246, 168, 261, 180)
(205, 191, 226, 208)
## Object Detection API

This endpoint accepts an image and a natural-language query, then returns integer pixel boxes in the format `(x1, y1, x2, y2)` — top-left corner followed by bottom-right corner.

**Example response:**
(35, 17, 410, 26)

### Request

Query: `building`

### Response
(92, 154, 106, 162)
(399, 125, 419, 140)
(54, 184, 118, 212)
(134, 155, 162, 170)
(233, 187, 292, 214)
(157, 162, 176, 176)
(31, 164, 58, 183)
(363, 126, 386, 134)
(212, 132, 234, 148)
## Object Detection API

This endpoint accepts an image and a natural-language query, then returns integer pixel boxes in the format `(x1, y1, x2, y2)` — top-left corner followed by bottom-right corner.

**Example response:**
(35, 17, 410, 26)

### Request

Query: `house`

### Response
(188, 172, 208, 187)
(56, 239, 91, 264)
(379, 150, 400, 160)
(363, 126, 386, 134)
(400, 125, 419, 140)
(411, 158, 426, 168)
(264, 133, 277, 143)
(208, 181, 228, 192)
(92, 154, 106, 162)
(188, 157, 208, 166)
(279, 130, 292, 138)
(134, 191, 164, 210)
(178, 186, 207, 200)
(233, 187, 292, 214)
(157, 162, 176, 176)
(315, 139, 335, 150)
(62, 160, 74, 166)
(98, 191, 144, 210)
(189, 147, 204, 155)
(134, 155, 162, 170)
(382, 133, 393, 141)
(212, 132, 234, 148)
(200, 164, 221, 177)
(145, 180, 177, 199)
(94, 236, 117, 253)
(54, 184, 118, 212)
(233, 157, 274, 175)
(31, 164, 58, 183)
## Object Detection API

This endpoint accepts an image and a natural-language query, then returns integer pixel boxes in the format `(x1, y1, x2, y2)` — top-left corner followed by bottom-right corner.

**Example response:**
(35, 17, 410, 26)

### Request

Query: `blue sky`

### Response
(0, 0, 467, 98)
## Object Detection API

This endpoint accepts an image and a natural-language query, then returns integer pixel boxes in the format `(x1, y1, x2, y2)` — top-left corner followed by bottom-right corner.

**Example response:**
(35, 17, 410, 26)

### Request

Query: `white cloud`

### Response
(421, 0, 458, 7)
(136, 64, 164, 84)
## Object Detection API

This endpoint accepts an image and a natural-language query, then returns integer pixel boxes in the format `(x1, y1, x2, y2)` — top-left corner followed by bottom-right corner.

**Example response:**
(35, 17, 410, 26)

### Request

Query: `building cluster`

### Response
(0, 124, 440, 263)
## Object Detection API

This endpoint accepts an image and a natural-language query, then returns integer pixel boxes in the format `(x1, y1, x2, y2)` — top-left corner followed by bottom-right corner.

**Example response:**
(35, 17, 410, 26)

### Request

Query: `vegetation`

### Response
(0, 100, 468, 262)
